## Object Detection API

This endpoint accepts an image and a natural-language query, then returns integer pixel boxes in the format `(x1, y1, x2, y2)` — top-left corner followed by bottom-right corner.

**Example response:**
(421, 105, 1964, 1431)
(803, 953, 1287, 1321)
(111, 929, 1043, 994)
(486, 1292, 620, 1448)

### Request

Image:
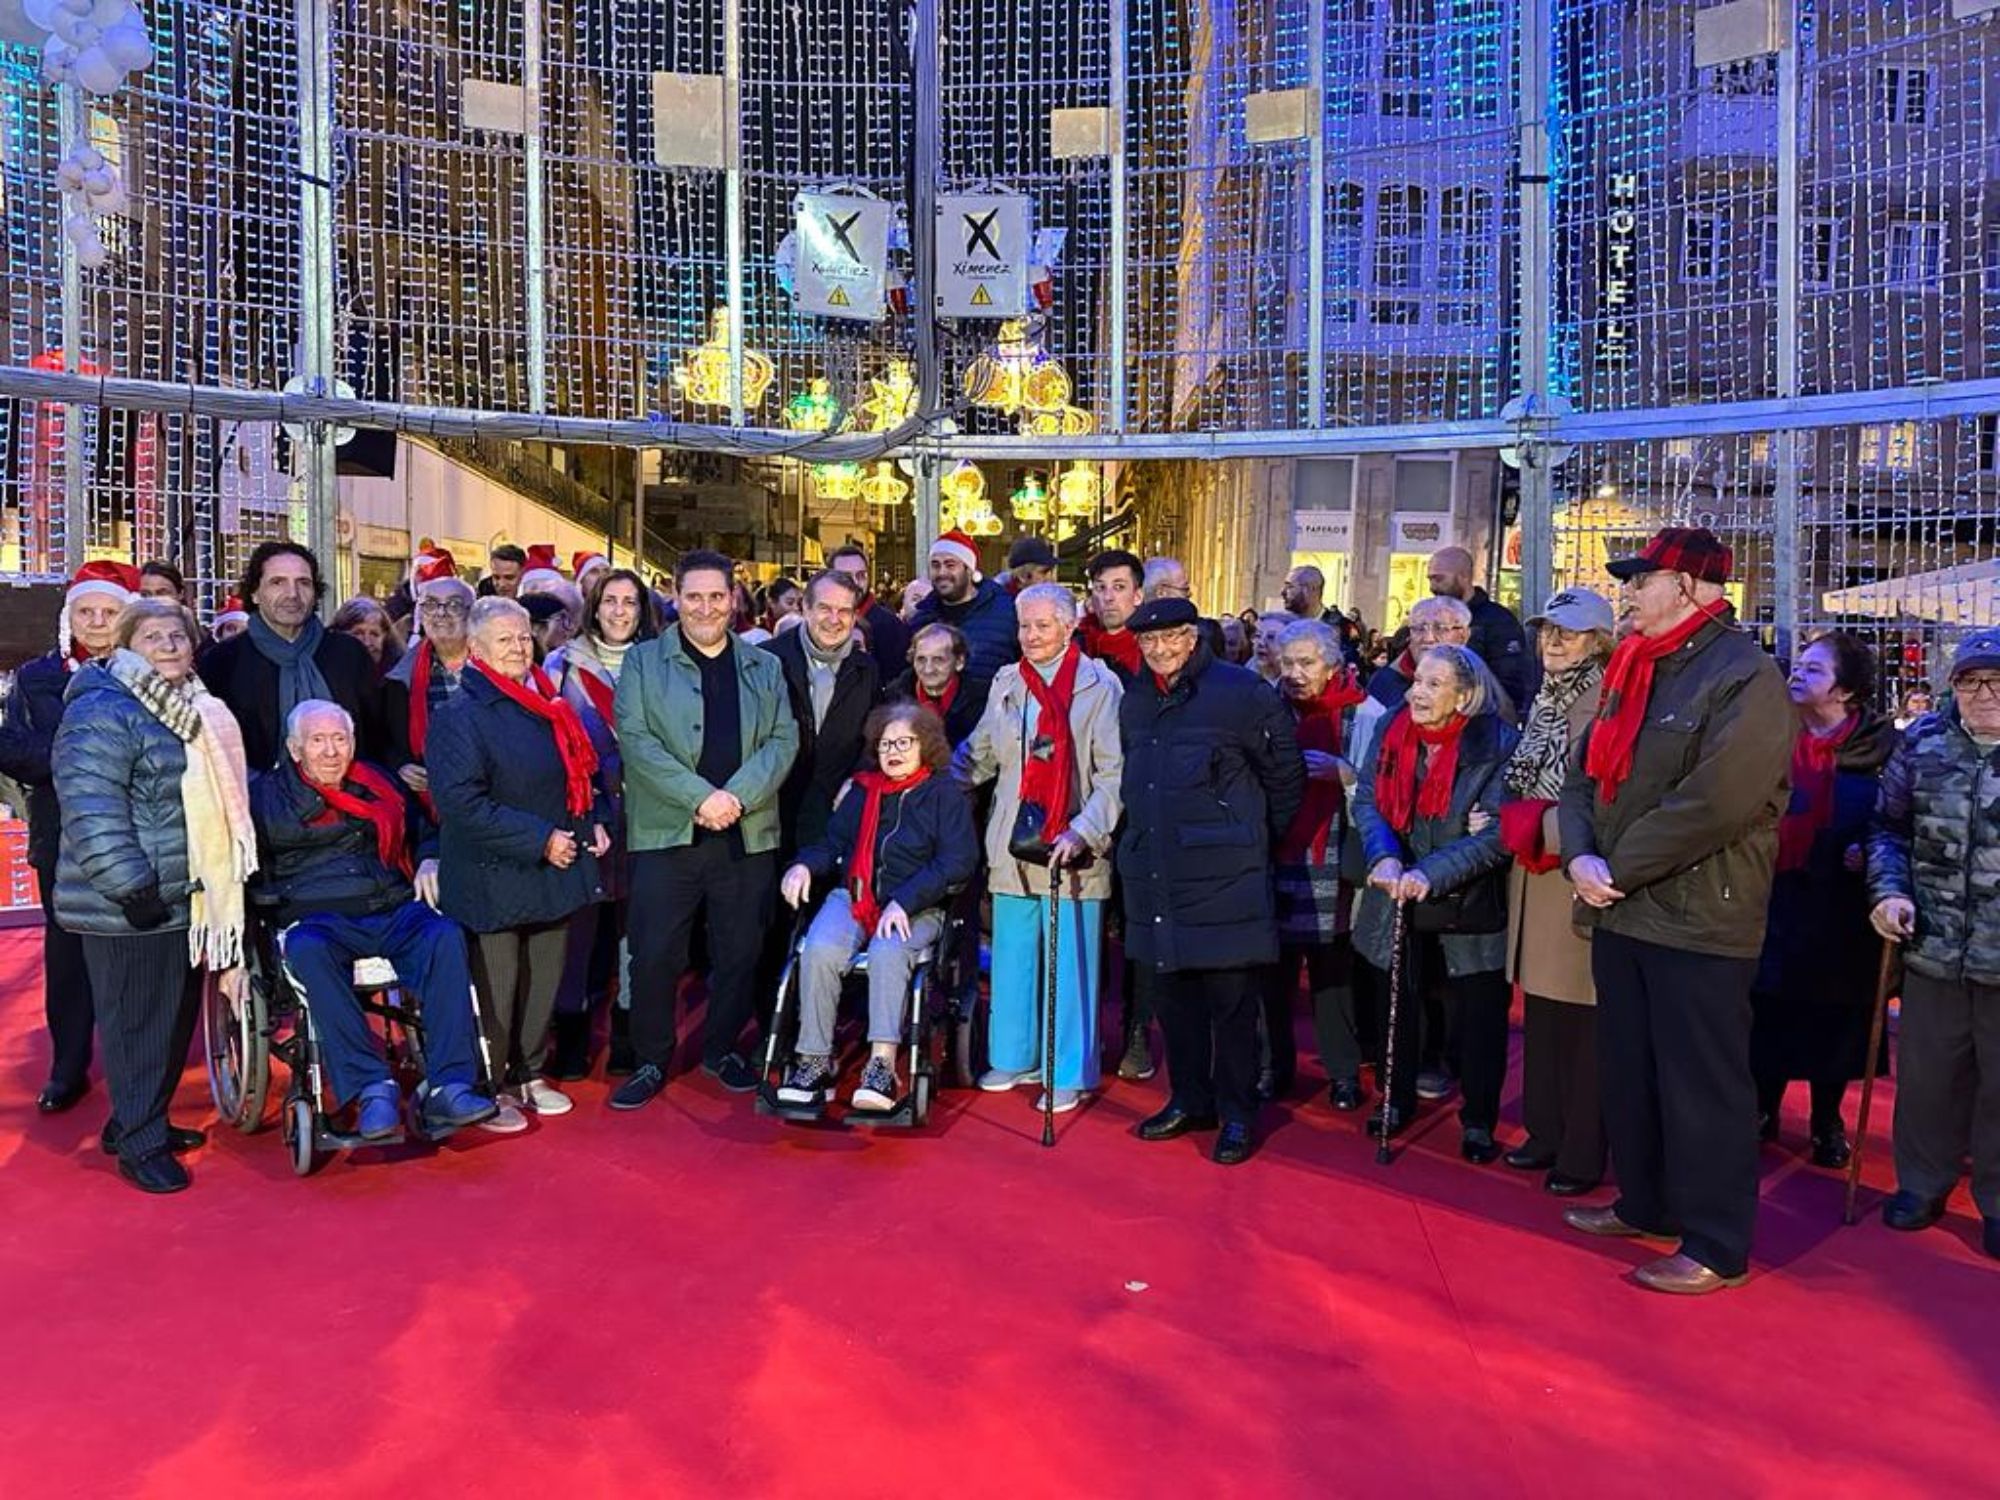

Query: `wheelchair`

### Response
(201, 907, 498, 1176)
(755, 892, 974, 1129)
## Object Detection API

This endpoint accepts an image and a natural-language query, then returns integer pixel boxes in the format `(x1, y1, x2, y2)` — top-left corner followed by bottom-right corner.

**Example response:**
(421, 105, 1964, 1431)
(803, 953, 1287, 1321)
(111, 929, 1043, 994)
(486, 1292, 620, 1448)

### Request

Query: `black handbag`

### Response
(1410, 870, 1508, 935)
(1009, 798, 1055, 866)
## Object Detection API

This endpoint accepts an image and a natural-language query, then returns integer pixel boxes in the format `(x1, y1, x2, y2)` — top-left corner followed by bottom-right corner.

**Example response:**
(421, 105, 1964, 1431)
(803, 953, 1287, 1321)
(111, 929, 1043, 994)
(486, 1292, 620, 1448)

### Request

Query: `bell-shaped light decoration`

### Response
(860, 460, 911, 509)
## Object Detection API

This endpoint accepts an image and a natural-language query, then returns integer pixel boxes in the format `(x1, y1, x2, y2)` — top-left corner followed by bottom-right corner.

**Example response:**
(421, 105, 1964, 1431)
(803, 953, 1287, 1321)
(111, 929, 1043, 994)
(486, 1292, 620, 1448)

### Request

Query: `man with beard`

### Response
(911, 529, 1019, 692)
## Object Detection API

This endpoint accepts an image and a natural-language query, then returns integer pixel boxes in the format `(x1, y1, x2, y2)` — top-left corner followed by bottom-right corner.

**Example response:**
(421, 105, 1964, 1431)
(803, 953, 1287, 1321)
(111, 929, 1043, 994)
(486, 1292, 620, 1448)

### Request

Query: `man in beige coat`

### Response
(953, 583, 1124, 1113)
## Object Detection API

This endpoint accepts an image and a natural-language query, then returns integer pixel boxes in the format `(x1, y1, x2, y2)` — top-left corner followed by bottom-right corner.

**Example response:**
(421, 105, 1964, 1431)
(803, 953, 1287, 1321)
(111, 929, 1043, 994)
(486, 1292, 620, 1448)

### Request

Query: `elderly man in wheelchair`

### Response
(770, 703, 978, 1117)
(249, 699, 498, 1142)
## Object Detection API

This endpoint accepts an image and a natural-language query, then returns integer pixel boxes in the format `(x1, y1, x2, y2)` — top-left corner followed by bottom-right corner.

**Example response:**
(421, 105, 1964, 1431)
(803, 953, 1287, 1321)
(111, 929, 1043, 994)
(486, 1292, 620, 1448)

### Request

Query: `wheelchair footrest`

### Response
(844, 1097, 919, 1129)
(756, 1083, 832, 1123)
(317, 1124, 404, 1152)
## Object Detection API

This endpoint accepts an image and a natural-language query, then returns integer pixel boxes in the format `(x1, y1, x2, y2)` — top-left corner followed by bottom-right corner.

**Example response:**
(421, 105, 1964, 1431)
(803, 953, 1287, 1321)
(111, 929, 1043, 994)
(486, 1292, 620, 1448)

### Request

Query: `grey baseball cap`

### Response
(1527, 586, 1616, 635)
(1950, 628, 2000, 678)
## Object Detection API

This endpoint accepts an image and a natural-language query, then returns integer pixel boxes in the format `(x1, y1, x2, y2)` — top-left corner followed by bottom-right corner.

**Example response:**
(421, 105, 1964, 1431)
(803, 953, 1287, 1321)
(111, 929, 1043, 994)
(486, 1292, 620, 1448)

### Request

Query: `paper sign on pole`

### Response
(793, 192, 892, 322)
(935, 192, 1031, 318)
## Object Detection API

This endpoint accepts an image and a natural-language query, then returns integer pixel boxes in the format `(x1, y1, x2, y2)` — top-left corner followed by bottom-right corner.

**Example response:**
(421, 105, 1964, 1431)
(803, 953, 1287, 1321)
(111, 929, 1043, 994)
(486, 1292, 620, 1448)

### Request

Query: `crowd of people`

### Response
(3, 526, 1996, 1296)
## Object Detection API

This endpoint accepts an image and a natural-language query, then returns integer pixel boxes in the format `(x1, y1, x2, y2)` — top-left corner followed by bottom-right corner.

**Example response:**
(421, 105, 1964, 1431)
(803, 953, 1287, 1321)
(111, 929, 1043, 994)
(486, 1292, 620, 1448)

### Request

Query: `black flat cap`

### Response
(1128, 597, 1200, 634)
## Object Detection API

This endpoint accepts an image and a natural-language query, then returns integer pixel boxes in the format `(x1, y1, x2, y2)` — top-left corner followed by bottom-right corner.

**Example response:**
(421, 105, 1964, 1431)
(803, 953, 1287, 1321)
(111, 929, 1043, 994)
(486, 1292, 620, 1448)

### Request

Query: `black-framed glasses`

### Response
(879, 735, 918, 755)
(1958, 676, 2000, 700)
(419, 599, 470, 616)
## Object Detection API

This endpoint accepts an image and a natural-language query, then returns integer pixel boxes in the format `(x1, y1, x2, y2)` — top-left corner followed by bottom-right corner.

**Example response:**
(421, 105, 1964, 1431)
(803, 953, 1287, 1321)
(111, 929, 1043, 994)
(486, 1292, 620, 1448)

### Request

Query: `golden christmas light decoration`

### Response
(783, 377, 841, 432)
(672, 306, 775, 409)
(961, 319, 1036, 411)
(811, 462, 862, 500)
(856, 359, 920, 433)
(939, 460, 988, 514)
(1009, 472, 1050, 524)
(1056, 463, 1100, 517)
(859, 460, 912, 509)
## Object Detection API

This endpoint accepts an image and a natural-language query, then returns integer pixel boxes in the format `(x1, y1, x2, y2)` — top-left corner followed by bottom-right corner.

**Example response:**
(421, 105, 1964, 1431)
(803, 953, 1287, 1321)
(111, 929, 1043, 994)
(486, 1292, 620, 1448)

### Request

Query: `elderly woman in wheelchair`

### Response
(249, 699, 499, 1145)
(773, 704, 977, 1115)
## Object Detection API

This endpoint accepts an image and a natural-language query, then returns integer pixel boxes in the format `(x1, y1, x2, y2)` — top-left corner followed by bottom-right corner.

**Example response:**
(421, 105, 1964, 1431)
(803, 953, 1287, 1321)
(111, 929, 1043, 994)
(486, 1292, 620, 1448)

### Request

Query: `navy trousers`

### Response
(281, 903, 483, 1107)
(80, 930, 197, 1162)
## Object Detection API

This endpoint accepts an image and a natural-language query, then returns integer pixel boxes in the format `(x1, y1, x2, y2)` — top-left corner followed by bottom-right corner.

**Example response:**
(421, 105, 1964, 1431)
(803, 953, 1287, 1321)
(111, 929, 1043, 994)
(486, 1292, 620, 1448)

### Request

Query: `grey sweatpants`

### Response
(1895, 969, 2000, 1219)
(795, 889, 943, 1058)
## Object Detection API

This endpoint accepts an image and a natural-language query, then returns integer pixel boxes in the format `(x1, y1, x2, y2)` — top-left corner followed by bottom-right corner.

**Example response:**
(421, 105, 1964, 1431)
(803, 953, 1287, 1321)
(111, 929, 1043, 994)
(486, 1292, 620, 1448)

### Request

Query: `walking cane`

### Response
(1376, 897, 1410, 1166)
(1843, 939, 1900, 1226)
(1040, 869, 1062, 1149)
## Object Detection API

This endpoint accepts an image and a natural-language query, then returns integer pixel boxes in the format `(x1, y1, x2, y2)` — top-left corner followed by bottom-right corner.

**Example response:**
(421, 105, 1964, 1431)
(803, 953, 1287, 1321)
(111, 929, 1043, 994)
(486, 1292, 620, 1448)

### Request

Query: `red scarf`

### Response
(848, 767, 931, 932)
(470, 658, 600, 818)
(300, 759, 411, 877)
(1585, 604, 1721, 802)
(1077, 614, 1143, 678)
(915, 675, 960, 720)
(1500, 799, 1561, 874)
(1279, 671, 1365, 862)
(1375, 710, 1467, 834)
(1777, 714, 1858, 873)
(405, 639, 469, 762)
(1019, 644, 1083, 840)
(67, 640, 96, 671)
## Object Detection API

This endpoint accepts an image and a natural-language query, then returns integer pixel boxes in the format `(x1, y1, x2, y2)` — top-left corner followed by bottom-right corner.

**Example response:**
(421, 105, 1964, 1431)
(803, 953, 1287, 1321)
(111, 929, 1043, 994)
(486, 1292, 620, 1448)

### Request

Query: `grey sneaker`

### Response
(776, 1056, 836, 1107)
(1032, 1088, 1082, 1114)
(978, 1066, 1039, 1092)
(1117, 1026, 1156, 1081)
(851, 1057, 900, 1112)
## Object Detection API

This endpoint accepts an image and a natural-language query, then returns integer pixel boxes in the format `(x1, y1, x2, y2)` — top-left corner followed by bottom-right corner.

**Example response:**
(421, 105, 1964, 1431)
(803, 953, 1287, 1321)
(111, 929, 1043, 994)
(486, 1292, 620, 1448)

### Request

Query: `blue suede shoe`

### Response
(423, 1082, 500, 1132)
(356, 1082, 403, 1141)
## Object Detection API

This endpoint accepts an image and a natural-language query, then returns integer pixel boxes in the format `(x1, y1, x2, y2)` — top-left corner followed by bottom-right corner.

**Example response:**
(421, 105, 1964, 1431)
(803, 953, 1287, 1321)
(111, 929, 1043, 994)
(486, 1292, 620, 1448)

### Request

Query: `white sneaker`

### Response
(477, 1099, 529, 1134)
(520, 1080, 574, 1116)
(1033, 1088, 1083, 1114)
(977, 1067, 1039, 1092)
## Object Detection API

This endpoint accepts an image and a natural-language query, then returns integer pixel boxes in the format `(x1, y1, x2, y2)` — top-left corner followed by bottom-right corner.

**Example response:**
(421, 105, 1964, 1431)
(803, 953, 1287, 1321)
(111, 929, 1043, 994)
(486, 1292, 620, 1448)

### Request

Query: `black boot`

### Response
(547, 1012, 591, 1081)
(605, 1006, 636, 1077)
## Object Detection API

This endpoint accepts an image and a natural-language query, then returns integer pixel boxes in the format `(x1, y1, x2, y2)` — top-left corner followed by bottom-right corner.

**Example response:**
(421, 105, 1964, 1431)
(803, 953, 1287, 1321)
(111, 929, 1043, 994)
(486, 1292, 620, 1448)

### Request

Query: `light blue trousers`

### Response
(988, 892, 1104, 1090)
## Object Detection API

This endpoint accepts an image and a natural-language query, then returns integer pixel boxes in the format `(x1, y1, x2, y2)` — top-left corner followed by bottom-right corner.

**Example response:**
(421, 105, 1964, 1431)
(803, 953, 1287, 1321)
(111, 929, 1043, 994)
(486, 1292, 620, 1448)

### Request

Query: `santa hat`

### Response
(58, 559, 140, 662)
(572, 550, 609, 583)
(516, 543, 564, 596)
(213, 596, 248, 630)
(413, 549, 459, 587)
(929, 529, 982, 580)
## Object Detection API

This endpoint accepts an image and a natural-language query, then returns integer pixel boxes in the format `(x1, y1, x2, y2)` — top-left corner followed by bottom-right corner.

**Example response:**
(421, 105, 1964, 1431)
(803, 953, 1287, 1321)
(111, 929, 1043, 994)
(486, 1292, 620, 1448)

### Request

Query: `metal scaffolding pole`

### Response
(1106, 0, 1128, 434)
(523, 0, 547, 415)
(1515, 0, 1555, 615)
(1773, 14, 1803, 662)
(295, 0, 340, 602)
(1304, 0, 1327, 430)
(56, 82, 84, 577)
(724, 0, 745, 427)
(911, 0, 943, 549)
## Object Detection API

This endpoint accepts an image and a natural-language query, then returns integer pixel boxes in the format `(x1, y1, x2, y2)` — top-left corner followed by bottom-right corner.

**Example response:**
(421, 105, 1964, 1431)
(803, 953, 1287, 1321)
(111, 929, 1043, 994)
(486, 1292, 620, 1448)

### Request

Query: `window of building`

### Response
(1327, 181, 1365, 323)
(1437, 186, 1493, 294)
(1874, 66, 1932, 126)
(1759, 217, 1840, 289)
(1984, 227, 2000, 300)
(1683, 211, 1725, 283)
(1859, 422, 1920, 472)
(1373, 183, 1426, 291)
(1976, 415, 1999, 475)
(1382, 0, 1439, 118)
(1887, 220, 1945, 289)
(1701, 56, 1779, 97)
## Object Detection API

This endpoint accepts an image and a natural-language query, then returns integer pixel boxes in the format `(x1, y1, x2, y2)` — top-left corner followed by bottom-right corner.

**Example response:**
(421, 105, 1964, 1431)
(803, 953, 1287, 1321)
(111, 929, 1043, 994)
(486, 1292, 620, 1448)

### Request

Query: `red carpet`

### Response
(1, 926, 1993, 1498)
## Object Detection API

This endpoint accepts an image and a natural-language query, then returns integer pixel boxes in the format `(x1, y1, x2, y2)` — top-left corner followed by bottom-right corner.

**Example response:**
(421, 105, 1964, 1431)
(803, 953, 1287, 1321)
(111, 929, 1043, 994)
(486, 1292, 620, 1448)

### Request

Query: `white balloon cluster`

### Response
(22, 0, 154, 95)
(56, 141, 125, 266)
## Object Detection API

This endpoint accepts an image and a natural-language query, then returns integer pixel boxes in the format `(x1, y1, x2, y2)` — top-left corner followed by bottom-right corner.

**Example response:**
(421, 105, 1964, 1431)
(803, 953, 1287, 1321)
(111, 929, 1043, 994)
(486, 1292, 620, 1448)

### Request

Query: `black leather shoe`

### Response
(1544, 1170, 1600, 1197)
(1135, 1105, 1218, 1142)
(1327, 1078, 1364, 1113)
(1809, 1125, 1851, 1169)
(37, 1078, 87, 1114)
(1461, 1127, 1500, 1165)
(118, 1150, 190, 1195)
(608, 1063, 666, 1112)
(1881, 1189, 1948, 1232)
(1364, 1106, 1408, 1140)
(1984, 1218, 1999, 1261)
(101, 1124, 206, 1157)
(1505, 1144, 1556, 1172)
(1212, 1121, 1254, 1166)
(704, 1053, 759, 1094)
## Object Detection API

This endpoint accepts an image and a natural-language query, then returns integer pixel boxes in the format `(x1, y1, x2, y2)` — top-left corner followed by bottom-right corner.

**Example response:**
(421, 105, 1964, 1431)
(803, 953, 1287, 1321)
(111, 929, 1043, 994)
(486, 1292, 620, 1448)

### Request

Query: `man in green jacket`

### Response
(1557, 528, 1792, 1295)
(610, 550, 798, 1109)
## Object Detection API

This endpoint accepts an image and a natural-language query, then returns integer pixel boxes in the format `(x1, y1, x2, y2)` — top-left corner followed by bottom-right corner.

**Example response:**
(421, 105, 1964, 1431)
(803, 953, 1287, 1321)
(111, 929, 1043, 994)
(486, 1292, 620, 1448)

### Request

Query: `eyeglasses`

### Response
(1150, 583, 1192, 599)
(878, 736, 918, 754)
(419, 599, 470, 617)
(1409, 623, 1465, 641)
(1958, 676, 2000, 700)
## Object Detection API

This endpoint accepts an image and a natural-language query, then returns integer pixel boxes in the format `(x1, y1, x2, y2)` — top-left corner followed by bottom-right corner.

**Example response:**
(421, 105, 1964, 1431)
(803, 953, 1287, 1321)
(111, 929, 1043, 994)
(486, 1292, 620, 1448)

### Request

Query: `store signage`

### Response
(1294, 509, 1353, 551)
(935, 192, 1031, 317)
(793, 192, 892, 322)
(1601, 172, 1638, 366)
(1390, 513, 1454, 551)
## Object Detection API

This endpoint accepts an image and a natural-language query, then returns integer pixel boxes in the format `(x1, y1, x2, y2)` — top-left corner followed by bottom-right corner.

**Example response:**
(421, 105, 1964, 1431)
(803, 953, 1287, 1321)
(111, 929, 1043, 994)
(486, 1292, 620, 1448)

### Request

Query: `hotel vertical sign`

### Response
(1601, 172, 1638, 366)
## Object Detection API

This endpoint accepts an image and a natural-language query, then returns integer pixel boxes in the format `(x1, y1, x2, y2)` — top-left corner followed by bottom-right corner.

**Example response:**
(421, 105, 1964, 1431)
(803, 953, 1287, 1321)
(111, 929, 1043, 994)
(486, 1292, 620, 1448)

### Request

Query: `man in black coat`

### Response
(1428, 545, 1534, 710)
(253, 700, 498, 1141)
(0, 559, 140, 1111)
(829, 543, 911, 680)
(199, 541, 382, 771)
(764, 570, 883, 852)
(885, 622, 987, 748)
(1117, 598, 1304, 1166)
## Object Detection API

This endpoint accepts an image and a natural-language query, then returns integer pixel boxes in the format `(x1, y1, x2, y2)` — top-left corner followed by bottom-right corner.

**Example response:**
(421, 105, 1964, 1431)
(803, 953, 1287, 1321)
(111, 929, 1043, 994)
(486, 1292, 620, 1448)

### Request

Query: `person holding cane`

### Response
(1867, 628, 2000, 1261)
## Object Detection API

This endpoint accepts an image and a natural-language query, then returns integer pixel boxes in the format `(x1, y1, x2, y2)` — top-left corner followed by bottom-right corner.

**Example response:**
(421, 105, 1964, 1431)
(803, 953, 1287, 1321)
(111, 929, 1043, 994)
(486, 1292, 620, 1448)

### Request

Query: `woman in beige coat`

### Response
(953, 584, 1124, 1113)
(1496, 588, 1614, 1194)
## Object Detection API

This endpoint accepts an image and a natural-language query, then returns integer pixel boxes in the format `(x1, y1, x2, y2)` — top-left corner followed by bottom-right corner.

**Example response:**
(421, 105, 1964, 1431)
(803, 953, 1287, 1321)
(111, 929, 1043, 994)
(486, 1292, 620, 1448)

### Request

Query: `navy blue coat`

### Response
(1116, 646, 1304, 972)
(912, 579, 1019, 693)
(50, 664, 194, 937)
(797, 774, 979, 920)
(250, 760, 434, 929)
(425, 668, 606, 932)
(0, 651, 76, 874)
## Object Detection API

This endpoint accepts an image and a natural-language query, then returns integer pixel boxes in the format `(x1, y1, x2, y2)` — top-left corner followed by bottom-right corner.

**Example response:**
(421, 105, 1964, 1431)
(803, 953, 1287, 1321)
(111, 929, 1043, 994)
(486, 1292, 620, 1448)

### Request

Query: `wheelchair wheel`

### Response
(282, 1096, 320, 1177)
(203, 966, 269, 1134)
(912, 1071, 934, 1125)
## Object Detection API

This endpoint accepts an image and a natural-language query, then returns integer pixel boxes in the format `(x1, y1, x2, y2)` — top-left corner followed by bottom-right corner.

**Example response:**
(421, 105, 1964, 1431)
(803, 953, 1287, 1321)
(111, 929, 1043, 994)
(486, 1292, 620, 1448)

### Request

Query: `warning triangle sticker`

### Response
(827, 285, 851, 308)
(970, 283, 992, 307)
